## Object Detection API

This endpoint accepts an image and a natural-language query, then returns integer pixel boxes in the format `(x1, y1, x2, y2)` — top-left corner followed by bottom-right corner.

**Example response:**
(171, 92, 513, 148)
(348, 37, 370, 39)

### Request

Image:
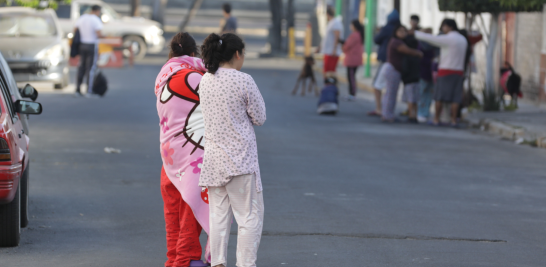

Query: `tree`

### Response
(438, 0, 545, 109)
(0, 0, 64, 8)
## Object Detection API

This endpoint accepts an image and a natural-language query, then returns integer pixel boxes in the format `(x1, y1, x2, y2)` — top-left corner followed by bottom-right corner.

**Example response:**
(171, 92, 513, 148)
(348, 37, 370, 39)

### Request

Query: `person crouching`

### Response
(317, 76, 339, 115)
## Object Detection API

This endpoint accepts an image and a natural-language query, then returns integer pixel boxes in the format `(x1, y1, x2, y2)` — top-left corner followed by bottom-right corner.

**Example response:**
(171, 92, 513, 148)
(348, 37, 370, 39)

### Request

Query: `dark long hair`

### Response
(201, 33, 245, 74)
(168, 32, 199, 59)
(351, 19, 364, 44)
(391, 24, 407, 39)
(458, 29, 472, 72)
(441, 18, 458, 32)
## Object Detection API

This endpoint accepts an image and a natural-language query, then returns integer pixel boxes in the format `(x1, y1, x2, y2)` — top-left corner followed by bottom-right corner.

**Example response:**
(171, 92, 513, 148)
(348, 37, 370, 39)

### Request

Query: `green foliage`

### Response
(496, 0, 546, 9)
(0, 0, 69, 9)
(438, 0, 545, 12)
(503, 102, 518, 111)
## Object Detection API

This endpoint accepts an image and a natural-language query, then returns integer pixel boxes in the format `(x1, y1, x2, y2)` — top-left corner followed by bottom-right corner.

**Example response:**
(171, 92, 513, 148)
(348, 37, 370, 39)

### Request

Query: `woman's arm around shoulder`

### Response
(243, 74, 266, 126)
(414, 31, 451, 48)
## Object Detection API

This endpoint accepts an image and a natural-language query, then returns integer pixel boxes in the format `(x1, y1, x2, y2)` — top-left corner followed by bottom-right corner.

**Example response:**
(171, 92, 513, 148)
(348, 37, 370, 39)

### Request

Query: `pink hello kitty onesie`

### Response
(155, 56, 210, 265)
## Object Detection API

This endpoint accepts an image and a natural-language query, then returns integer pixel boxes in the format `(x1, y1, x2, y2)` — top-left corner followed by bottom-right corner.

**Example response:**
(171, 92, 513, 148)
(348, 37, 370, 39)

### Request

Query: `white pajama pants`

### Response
(209, 173, 264, 267)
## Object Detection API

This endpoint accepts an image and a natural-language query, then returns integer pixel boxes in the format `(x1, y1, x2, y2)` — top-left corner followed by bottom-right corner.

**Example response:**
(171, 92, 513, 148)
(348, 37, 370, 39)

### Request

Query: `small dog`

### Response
(292, 56, 319, 96)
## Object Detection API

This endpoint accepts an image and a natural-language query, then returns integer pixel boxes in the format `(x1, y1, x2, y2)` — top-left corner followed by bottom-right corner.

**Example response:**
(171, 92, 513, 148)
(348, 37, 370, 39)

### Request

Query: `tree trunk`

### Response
(179, 0, 204, 31)
(269, 0, 283, 54)
(131, 0, 141, 17)
(486, 13, 499, 93)
(151, 0, 168, 25)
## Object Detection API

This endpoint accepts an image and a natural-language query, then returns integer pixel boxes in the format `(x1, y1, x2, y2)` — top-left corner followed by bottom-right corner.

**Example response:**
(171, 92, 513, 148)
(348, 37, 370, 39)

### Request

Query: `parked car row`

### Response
(0, 2, 166, 246)
(0, 0, 165, 89)
(0, 51, 42, 247)
(0, 7, 70, 89)
(56, 0, 165, 60)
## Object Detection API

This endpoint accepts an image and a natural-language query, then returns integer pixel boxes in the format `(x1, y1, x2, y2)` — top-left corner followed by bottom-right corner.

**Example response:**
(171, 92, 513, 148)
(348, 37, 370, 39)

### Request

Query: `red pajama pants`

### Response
(161, 167, 203, 267)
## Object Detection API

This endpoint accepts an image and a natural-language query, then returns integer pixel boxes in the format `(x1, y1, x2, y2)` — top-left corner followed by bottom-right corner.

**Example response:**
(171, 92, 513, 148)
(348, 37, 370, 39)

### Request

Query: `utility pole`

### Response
(364, 0, 375, 77)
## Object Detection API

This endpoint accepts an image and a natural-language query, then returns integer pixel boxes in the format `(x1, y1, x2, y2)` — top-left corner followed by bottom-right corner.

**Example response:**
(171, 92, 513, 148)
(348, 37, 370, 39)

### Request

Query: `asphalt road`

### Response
(1, 58, 545, 266)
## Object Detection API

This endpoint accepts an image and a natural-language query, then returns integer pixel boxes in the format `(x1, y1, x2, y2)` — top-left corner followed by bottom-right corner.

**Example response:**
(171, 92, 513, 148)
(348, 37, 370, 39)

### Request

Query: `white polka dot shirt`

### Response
(198, 67, 266, 192)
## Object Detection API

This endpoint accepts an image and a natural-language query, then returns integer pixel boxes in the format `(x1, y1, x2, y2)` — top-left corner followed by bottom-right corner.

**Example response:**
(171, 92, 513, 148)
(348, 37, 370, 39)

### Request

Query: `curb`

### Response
(466, 116, 546, 149)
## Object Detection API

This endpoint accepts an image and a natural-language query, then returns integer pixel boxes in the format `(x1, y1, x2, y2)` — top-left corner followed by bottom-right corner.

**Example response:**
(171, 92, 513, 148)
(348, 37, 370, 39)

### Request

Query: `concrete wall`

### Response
(513, 12, 544, 101)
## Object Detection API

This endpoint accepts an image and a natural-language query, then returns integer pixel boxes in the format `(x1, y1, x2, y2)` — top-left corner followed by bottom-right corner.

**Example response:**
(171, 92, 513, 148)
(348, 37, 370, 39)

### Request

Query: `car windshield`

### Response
(55, 5, 72, 19)
(0, 13, 57, 37)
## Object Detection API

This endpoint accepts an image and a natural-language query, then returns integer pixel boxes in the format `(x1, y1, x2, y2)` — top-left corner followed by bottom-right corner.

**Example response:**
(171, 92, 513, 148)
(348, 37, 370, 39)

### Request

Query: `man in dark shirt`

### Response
(221, 3, 237, 33)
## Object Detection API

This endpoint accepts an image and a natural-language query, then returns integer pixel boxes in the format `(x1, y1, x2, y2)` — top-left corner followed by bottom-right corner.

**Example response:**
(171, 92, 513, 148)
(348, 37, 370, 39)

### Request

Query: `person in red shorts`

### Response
(320, 6, 344, 74)
(155, 32, 211, 267)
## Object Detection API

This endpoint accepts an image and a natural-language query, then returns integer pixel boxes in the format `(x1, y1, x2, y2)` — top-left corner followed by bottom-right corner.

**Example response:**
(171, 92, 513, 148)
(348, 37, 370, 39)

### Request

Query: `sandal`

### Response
(367, 110, 381, 117)
(190, 260, 210, 266)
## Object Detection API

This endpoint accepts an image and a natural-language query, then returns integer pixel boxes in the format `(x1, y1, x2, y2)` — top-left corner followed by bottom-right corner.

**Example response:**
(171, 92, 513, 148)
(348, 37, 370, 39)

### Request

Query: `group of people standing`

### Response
(320, 6, 365, 101)
(155, 31, 265, 267)
(370, 11, 471, 126)
(320, 6, 472, 126)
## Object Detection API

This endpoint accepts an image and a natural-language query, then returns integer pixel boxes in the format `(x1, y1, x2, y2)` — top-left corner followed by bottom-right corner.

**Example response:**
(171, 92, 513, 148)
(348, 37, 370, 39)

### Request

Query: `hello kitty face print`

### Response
(161, 70, 205, 154)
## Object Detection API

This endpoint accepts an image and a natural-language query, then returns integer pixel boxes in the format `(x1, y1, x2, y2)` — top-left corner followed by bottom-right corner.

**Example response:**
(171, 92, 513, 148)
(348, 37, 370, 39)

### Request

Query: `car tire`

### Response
(20, 166, 29, 228)
(54, 73, 69, 89)
(0, 184, 21, 247)
(123, 35, 147, 60)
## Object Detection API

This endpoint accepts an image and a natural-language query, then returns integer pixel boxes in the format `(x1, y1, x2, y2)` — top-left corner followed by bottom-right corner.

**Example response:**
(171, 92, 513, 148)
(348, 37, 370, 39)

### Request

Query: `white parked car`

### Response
(0, 7, 70, 88)
(56, 0, 165, 59)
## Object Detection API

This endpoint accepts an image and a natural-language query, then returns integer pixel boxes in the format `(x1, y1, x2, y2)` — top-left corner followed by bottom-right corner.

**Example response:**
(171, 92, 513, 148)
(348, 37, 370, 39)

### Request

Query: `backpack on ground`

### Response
(70, 29, 81, 58)
(92, 71, 108, 96)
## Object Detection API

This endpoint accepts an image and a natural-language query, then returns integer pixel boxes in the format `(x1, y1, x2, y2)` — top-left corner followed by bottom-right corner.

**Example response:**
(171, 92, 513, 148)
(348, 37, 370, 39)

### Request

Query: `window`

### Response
(79, 4, 93, 16)
(0, 12, 57, 37)
(0, 72, 15, 120)
(55, 5, 72, 19)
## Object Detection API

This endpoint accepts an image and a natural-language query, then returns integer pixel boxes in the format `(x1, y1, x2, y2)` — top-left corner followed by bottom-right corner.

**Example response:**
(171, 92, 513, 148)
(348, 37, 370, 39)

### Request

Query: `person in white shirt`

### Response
(320, 6, 343, 74)
(414, 19, 469, 126)
(74, 5, 103, 97)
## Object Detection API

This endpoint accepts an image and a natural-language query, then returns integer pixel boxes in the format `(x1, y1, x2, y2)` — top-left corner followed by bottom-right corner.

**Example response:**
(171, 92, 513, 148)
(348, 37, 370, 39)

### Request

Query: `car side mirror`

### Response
(15, 100, 42, 115)
(19, 84, 38, 101)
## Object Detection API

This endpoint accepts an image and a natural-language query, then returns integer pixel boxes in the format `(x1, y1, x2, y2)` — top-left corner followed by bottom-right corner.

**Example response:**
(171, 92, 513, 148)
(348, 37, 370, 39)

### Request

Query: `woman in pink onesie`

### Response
(155, 32, 210, 267)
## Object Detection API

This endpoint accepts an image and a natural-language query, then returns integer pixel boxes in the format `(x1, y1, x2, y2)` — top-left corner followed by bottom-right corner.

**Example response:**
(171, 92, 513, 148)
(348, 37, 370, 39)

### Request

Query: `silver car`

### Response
(0, 7, 70, 89)
(56, 0, 165, 59)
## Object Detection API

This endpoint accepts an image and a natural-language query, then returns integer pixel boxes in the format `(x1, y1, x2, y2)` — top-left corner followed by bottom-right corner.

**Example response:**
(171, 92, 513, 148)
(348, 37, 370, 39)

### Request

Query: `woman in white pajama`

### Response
(198, 32, 267, 267)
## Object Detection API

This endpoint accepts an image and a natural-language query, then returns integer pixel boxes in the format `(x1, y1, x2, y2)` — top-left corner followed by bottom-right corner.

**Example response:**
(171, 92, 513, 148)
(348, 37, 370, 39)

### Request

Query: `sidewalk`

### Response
(328, 60, 546, 149)
(465, 103, 546, 148)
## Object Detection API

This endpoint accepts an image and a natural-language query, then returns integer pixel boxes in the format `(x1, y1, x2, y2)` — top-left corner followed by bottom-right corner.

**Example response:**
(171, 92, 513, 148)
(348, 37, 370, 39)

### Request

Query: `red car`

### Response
(0, 52, 42, 247)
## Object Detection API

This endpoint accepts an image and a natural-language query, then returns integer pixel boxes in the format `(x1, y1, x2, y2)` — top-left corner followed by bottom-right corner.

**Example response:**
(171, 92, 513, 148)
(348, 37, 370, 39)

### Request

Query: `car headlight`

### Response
(36, 44, 64, 66)
(147, 25, 163, 37)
